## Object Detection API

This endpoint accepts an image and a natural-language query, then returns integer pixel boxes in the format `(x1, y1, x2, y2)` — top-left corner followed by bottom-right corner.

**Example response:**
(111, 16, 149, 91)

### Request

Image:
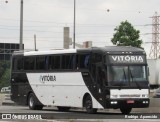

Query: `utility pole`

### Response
(19, 0, 23, 50)
(149, 12, 160, 59)
(73, 0, 76, 49)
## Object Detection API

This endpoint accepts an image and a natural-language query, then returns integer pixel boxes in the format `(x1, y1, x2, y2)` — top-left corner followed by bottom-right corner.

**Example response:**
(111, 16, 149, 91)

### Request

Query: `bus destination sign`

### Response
(109, 55, 146, 64)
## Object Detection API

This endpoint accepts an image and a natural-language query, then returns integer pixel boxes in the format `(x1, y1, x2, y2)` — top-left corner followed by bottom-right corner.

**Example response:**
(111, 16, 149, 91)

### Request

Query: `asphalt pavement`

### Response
(0, 93, 160, 121)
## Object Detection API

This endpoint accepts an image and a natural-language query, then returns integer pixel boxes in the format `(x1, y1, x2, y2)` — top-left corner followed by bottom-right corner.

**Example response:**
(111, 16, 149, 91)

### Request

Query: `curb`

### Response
(2, 101, 17, 106)
(149, 98, 160, 107)
(2, 93, 16, 106)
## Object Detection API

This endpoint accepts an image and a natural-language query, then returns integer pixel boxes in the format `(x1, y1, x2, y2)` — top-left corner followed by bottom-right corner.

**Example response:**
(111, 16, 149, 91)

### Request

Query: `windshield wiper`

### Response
(130, 69, 141, 90)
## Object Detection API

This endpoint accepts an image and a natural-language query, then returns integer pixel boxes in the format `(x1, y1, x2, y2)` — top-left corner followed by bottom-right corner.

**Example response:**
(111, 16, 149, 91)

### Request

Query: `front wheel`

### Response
(85, 95, 97, 114)
(28, 93, 43, 110)
(120, 107, 132, 115)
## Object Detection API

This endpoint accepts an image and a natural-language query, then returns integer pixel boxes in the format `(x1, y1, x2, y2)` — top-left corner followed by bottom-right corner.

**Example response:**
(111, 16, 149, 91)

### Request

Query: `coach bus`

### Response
(10, 46, 150, 114)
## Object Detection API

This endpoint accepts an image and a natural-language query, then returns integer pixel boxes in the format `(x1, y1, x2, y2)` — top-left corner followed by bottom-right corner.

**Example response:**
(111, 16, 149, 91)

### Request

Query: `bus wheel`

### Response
(85, 95, 97, 114)
(28, 93, 43, 110)
(57, 106, 70, 111)
(120, 107, 132, 115)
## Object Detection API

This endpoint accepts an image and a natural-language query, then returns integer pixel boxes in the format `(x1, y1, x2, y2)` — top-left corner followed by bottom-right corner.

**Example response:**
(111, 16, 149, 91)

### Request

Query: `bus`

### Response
(11, 46, 150, 114)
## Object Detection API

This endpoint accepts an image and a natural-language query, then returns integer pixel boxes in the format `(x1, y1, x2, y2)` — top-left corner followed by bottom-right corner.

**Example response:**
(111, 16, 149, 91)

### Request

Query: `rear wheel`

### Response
(85, 95, 97, 114)
(120, 107, 132, 115)
(57, 106, 70, 111)
(28, 93, 43, 110)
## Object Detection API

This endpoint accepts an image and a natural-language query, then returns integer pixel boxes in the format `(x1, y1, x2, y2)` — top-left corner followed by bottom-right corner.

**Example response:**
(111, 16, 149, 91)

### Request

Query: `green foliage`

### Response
(0, 61, 11, 90)
(111, 20, 142, 48)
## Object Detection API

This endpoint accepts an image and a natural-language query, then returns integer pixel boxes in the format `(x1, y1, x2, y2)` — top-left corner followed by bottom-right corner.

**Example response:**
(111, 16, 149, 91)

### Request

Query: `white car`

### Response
(0, 86, 11, 93)
(153, 88, 160, 98)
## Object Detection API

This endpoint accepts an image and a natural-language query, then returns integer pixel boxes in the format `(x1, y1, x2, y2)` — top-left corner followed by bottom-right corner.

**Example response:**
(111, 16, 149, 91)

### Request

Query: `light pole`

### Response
(73, 0, 76, 49)
(19, 0, 23, 50)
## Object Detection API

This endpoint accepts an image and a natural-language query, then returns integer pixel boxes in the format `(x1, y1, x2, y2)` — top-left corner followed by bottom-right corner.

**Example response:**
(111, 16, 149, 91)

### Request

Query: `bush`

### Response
(0, 61, 11, 90)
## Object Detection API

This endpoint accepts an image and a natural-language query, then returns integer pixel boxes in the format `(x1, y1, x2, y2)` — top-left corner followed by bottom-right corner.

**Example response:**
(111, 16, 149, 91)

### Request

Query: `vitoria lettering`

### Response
(111, 55, 144, 63)
(40, 74, 56, 83)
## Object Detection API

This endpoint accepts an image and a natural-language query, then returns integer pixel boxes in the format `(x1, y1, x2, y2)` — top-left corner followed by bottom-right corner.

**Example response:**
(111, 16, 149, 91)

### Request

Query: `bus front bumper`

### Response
(107, 98, 150, 109)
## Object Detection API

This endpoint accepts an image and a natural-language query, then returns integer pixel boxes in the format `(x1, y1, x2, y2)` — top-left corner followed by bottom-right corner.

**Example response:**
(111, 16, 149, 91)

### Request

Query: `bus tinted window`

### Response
(54, 56, 60, 69)
(79, 54, 90, 69)
(61, 55, 75, 69)
(24, 57, 35, 70)
(61, 55, 67, 69)
(70, 55, 76, 69)
(49, 56, 60, 70)
(36, 56, 46, 70)
(12, 57, 23, 70)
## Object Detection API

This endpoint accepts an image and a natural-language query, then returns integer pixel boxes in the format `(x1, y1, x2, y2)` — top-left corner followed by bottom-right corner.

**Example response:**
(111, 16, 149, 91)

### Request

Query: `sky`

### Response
(0, 0, 160, 57)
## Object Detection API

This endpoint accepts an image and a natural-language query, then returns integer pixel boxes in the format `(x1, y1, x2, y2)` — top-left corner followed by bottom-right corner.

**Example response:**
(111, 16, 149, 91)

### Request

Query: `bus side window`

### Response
(62, 55, 71, 69)
(54, 56, 60, 69)
(17, 58, 23, 70)
(66, 55, 77, 69)
(45, 56, 49, 70)
(84, 55, 90, 68)
(12, 57, 23, 71)
(70, 55, 76, 69)
(79, 54, 90, 69)
(49, 56, 61, 70)
(12, 58, 17, 70)
(24, 57, 35, 70)
(66, 55, 70, 69)
(36, 56, 46, 70)
(76, 55, 79, 69)
(61, 55, 65, 69)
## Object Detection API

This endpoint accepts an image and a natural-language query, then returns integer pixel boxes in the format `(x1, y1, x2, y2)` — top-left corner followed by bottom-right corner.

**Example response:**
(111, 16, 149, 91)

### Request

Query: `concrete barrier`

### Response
(150, 98, 160, 107)
(0, 94, 5, 105)
(1, 93, 16, 106)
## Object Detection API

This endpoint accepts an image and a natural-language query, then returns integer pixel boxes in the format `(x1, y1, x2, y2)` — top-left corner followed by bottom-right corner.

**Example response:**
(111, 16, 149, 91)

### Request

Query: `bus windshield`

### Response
(107, 65, 148, 87)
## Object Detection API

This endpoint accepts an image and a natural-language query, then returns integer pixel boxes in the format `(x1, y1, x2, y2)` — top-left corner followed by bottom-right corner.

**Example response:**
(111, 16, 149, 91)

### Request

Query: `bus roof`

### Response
(92, 46, 145, 53)
(78, 46, 145, 54)
(12, 46, 145, 56)
(23, 49, 77, 56)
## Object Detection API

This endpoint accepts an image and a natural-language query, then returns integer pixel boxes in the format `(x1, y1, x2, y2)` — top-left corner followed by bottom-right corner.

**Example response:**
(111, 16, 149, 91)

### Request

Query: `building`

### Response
(63, 27, 70, 49)
(0, 43, 23, 61)
(83, 41, 92, 48)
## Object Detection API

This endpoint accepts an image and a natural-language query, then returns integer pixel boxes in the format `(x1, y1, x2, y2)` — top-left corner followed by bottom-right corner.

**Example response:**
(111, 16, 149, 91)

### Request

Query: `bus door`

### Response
(95, 63, 107, 106)
(96, 63, 105, 90)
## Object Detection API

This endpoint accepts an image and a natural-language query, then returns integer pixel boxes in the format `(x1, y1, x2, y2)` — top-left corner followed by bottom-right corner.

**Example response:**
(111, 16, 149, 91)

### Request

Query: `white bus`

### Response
(11, 46, 150, 114)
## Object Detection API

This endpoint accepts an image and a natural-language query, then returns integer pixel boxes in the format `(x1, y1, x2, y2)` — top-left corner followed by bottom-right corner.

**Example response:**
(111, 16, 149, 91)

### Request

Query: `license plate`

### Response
(127, 100, 134, 104)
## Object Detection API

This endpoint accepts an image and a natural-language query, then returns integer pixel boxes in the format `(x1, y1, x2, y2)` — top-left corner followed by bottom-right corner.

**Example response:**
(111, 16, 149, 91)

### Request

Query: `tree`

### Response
(111, 20, 142, 48)
(0, 61, 10, 90)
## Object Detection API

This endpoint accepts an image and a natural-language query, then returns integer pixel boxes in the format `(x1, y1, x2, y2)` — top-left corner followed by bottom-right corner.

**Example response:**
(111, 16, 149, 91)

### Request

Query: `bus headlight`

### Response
(111, 101, 118, 104)
(143, 101, 148, 104)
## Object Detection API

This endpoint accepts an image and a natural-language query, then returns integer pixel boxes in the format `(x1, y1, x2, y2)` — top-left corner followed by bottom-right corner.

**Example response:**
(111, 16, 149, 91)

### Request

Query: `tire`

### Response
(85, 95, 97, 114)
(28, 93, 43, 110)
(57, 106, 70, 111)
(120, 107, 132, 115)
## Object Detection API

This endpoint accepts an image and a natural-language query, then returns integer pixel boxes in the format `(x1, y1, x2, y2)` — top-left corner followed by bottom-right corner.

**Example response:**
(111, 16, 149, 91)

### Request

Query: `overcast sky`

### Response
(0, 0, 160, 56)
